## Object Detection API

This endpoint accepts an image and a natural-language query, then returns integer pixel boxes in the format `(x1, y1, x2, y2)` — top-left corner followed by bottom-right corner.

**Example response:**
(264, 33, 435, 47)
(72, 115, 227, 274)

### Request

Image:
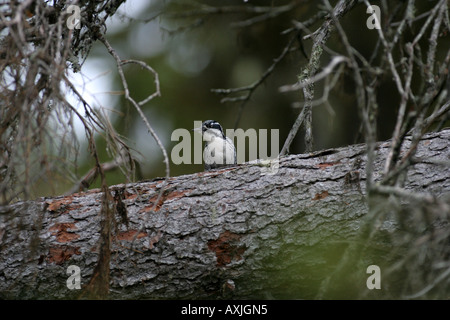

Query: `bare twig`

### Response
(279, 0, 357, 156)
(121, 59, 161, 107)
(97, 35, 169, 183)
(365, 0, 404, 97)
(230, 1, 302, 28)
(67, 160, 122, 195)
(279, 103, 307, 156)
(382, 0, 448, 179)
(279, 55, 349, 92)
(212, 34, 298, 129)
(404, 267, 450, 299)
(166, 1, 301, 19)
(372, 184, 439, 204)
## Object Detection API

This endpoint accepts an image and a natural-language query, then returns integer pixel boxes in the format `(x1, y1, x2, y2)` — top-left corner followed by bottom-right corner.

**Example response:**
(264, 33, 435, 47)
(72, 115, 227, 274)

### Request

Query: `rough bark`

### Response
(0, 129, 449, 299)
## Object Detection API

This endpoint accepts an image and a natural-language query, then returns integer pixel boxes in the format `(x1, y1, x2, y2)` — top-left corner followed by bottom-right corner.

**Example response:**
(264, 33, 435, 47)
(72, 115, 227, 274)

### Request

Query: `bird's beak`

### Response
(192, 127, 202, 134)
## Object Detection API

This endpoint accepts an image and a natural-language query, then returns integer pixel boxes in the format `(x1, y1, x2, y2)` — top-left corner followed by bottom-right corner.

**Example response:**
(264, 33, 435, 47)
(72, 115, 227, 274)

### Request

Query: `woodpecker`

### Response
(193, 120, 237, 170)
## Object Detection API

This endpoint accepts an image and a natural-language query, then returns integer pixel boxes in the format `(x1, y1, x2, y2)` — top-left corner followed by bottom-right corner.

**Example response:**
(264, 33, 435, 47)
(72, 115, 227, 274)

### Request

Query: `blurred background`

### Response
(62, 0, 445, 193)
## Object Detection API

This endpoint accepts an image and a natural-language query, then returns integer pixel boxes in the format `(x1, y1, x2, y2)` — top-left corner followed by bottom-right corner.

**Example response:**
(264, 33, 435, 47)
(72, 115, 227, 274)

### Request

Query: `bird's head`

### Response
(193, 120, 225, 142)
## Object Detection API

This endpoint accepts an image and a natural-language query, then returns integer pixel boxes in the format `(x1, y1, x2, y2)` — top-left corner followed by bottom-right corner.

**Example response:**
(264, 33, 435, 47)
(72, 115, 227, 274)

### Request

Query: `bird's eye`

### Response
(210, 122, 221, 130)
(202, 120, 223, 133)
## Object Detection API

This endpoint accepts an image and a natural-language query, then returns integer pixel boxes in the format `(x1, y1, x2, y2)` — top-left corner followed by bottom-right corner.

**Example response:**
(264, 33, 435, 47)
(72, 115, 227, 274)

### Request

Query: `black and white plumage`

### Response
(193, 120, 237, 170)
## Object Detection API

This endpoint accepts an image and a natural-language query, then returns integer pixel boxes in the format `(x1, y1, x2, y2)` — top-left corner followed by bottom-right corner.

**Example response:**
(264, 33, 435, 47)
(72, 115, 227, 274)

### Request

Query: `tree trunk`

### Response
(1, 129, 449, 299)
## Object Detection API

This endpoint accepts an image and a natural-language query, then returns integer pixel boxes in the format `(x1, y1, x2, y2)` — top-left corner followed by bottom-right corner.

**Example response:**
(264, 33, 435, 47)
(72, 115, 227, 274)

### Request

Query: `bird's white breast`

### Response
(203, 136, 236, 166)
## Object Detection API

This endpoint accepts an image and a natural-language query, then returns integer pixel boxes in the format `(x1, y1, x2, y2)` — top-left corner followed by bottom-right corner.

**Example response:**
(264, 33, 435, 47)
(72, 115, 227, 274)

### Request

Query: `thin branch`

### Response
(67, 160, 121, 195)
(382, 0, 447, 178)
(279, 55, 349, 92)
(383, 100, 450, 186)
(389, 0, 415, 50)
(382, 41, 414, 176)
(421, 100, 450, 131)
(212, 33, 298, 129)
(279, 0, 357, 156)
(422, 0, 447, 103)
(211, 34, 297, 99)
(166, 2, 301, 19)
(121, 59, 161, 107)
(98, 35, 169, 183)
(372, 184, 436, 203)
(403, 266, 450, 299)
(364, 0, 405, 97)
(279, 103, 307, 156)
(288, 61, 345, 110)
(230, 1, 302, 28)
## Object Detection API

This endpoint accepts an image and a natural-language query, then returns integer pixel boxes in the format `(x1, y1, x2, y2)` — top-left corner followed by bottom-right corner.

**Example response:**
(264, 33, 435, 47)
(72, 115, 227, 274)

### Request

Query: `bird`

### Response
(193, 120, 237, 170)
